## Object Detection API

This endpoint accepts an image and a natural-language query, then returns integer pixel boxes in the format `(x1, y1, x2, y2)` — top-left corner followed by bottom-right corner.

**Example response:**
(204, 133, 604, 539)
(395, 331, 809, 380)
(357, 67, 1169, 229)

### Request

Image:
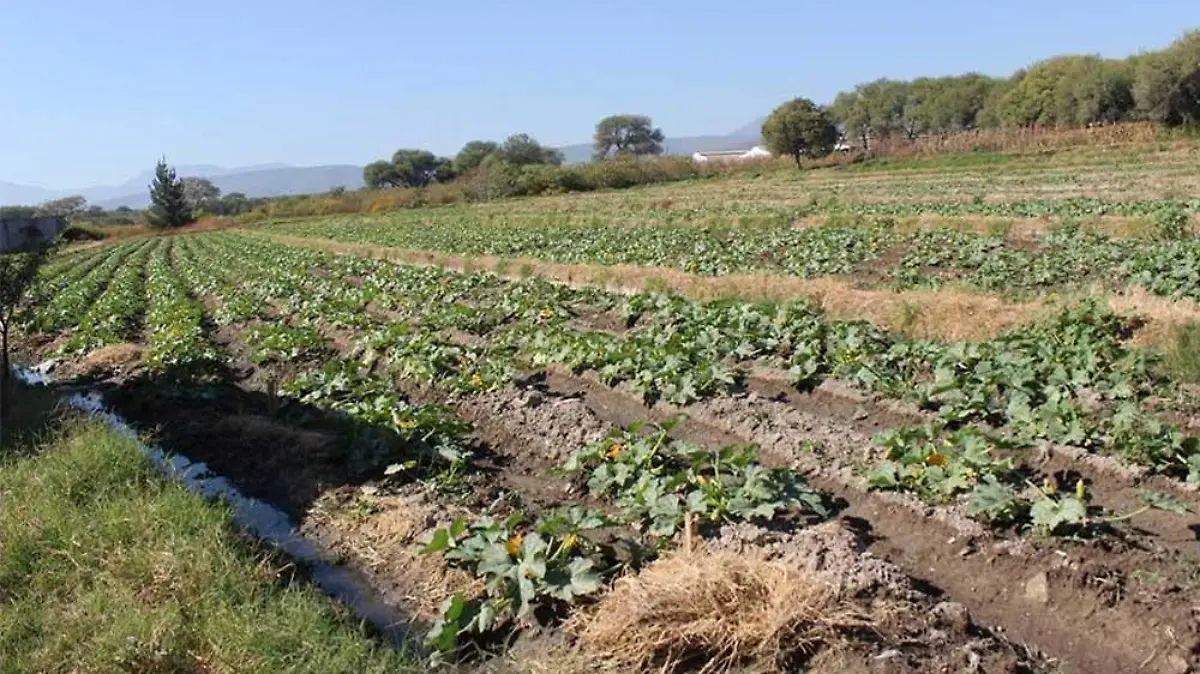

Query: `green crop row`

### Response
(217, 231, 1200, 483)
(266, 206, 1200, 301)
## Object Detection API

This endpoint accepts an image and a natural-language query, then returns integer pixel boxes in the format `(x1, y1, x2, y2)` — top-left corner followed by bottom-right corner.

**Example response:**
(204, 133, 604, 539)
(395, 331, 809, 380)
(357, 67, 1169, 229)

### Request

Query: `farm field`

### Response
(15, 189, 1200, 673)
(263, 141, 1200, 348)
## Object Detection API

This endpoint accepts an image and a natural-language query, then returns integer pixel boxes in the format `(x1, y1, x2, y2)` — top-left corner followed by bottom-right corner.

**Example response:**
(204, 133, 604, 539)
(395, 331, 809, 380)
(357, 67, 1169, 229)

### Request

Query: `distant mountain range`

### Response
(0, 120, 765, 208)
(0, 164, 366, 209)
(557, 120, 764, 164)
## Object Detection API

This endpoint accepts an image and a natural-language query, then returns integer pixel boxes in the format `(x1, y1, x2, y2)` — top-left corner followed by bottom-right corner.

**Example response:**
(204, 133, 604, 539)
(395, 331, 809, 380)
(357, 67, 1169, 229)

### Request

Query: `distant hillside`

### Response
(557, 121, 762, 164)
(94, 164, 365, 209)
(0, 181, 57, 206)
(1, 118, 764, 207)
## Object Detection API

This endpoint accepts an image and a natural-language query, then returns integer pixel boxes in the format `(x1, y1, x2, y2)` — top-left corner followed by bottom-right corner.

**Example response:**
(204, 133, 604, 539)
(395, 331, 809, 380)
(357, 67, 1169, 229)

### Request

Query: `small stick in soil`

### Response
(684, 512, 695, 554)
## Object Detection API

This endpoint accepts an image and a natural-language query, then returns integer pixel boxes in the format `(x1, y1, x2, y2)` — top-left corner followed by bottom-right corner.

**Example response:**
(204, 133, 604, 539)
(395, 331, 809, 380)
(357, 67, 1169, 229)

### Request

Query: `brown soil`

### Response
(294, 376, 1064, 674)
(675, 386, 1200, 674)
(53, 342, 145, 381)
(303, 485, 483, 623)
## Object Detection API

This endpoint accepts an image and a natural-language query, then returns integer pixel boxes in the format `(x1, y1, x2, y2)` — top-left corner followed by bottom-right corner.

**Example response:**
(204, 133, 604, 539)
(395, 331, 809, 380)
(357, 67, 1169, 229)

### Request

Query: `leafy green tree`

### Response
(0, 242, 53, 424)
(861, 79, 909, 139)
(998, 60, 1065, 125)
(592, 114, 665, 160)
(146, 159, 194, 228)
(901, 77, 944, 138)
(977, 79, 1014, 128)
(391, 149, 449, 188)
(831, 89, 872, 149)
(998, 56, 1136, 127)
(498, 134, 563, 166)
(363, 160, 401, 189)
(433, 157, 456, 184)
(934, 74, 1003, 131)
(1055, 57, 1134, 125)
(1134, 31, 1200, 126)
(761, 98, 838, 168)
(181, 177, 221, 213)
(900, 75, 1001, 135)
(34, 195, 87, 218)
(453, 140, 499, 174)
(215, 192, 251, 216)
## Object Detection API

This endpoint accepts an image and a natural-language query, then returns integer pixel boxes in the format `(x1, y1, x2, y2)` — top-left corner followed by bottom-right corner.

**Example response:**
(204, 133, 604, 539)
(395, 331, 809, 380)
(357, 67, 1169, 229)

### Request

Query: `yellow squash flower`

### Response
(506, 533, 524, 556)
(560, 533, 578, 553)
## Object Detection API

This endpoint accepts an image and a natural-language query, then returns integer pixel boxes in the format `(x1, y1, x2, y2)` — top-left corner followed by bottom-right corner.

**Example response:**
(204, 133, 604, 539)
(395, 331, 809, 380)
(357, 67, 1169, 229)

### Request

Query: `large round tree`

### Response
(761, 98, 838, 168)
(592, 114, 665, 160)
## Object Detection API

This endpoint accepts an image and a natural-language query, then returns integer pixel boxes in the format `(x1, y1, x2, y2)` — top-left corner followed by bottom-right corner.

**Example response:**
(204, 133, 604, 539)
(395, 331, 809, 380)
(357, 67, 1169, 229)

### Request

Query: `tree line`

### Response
(828, 30, 1200, 149)
(358, 30, 1200, 183)
(750, 30, 1200, 167)
(362, 116, 666, 189)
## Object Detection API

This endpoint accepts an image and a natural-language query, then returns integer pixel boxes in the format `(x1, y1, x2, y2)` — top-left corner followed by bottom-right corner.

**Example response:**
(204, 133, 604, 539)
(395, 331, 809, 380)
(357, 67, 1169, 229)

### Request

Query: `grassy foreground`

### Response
(0, 391, 419, 674)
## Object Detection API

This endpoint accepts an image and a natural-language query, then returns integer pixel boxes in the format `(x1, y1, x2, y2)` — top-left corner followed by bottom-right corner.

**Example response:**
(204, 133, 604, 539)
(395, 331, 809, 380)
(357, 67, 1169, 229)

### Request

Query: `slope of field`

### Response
(15, 229, 1200, 673)
(259, 141, 1200, 350)
(262, 143, 1200, 278)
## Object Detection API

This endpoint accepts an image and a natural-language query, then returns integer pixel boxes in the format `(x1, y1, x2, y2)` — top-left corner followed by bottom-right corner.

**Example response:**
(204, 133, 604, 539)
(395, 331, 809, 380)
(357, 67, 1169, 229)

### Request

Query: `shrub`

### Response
(61, 223, 106, 242)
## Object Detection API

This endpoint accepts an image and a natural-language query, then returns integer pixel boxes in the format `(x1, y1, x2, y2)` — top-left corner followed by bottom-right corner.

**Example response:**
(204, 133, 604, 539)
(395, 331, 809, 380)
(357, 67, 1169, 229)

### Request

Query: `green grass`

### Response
(1163, 321, 1200, 384)
(0, 391, 420, 674)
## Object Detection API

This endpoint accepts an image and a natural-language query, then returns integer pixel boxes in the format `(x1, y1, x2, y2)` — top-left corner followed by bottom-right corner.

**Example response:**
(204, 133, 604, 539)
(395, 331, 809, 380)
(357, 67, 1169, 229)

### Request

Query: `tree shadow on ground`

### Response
(62, 357, 482, 521)
(0, 380, 69, 458)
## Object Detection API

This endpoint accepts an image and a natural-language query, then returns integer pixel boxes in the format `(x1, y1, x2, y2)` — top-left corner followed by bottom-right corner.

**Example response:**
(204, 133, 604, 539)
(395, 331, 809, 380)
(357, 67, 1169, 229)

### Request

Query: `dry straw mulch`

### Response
(570, 549, 874, 674)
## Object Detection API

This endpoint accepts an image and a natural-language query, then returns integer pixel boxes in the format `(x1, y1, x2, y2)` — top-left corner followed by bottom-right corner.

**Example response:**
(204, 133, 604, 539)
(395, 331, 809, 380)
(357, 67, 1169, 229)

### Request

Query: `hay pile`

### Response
(571, 549, 873, 673)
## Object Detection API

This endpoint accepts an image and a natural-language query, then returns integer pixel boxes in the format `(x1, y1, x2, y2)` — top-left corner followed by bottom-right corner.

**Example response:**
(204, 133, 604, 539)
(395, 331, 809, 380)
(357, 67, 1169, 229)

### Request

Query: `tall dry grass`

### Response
(864, 122, 1166, 158)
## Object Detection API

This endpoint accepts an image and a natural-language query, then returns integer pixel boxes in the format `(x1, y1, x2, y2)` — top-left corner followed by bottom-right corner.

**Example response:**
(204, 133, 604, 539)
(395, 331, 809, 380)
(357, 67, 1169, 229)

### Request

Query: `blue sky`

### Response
(1, 0, 1196, 189)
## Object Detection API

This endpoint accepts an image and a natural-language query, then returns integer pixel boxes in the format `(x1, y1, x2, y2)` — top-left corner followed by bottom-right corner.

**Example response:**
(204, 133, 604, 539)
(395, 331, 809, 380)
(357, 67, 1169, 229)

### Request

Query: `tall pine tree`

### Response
(147, 158, 194, 228)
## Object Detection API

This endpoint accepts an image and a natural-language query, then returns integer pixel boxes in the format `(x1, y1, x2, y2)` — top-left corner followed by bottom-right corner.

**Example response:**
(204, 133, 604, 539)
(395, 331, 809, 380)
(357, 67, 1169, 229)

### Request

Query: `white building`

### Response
(691, 145, 772, 164)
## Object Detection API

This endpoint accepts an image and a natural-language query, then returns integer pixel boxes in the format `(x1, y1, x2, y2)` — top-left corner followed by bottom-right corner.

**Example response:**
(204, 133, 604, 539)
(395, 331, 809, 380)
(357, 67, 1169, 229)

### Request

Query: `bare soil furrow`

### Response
(519, 366, 1200, 674)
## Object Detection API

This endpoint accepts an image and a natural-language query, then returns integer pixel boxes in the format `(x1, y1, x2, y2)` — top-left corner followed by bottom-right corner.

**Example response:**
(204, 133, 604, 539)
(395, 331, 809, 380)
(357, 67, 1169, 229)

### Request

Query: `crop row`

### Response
(206, 232, 1200, 484)
(163, 237, 851, 653)
(267, 209, 1200, 300)
(136, 241, 225, 377)
(171, 234, 480, 478)
(22, 239, 150, 334)
(33, 234, 1198, 505)
(58, 240, 157, 355)
(422, 421, 831, 655)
